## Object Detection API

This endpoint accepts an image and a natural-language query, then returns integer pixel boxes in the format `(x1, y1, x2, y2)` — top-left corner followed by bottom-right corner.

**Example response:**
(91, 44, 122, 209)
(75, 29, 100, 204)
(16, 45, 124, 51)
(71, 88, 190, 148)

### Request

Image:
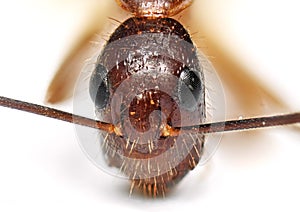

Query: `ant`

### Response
(0, 0, 299, 198)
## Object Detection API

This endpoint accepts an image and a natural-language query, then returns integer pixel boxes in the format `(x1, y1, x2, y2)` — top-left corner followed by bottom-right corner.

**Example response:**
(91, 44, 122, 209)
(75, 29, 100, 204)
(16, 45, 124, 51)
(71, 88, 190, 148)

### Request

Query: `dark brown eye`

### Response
(177, 67, 203, 110)
(89, 63, 110, 109)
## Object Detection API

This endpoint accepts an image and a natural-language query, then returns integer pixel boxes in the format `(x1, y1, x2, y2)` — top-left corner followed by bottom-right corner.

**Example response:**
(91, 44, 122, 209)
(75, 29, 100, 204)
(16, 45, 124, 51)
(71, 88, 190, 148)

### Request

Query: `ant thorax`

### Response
(116, 0, 193, 17)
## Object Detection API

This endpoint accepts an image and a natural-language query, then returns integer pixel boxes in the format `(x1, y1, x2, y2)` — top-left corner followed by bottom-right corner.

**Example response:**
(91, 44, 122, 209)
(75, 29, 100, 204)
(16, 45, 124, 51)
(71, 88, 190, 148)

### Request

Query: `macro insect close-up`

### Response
(0, 0, 300, 211)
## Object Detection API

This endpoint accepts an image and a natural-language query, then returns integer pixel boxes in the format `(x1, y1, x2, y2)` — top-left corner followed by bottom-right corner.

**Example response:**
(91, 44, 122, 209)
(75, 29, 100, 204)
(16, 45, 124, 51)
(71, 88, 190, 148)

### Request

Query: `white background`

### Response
(0, 0, 299, 211)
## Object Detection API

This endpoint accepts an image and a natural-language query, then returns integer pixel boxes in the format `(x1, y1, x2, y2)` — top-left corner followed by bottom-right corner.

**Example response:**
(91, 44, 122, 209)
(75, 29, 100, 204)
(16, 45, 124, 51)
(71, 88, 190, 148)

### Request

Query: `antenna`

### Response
(1, 96, 299, 137)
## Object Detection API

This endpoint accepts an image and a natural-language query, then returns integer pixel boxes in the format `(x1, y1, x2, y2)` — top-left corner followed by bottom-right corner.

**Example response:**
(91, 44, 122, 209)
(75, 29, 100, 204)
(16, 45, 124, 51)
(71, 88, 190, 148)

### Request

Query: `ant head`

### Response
(81, 17, 223, 196)
(88, 30, 206, 194)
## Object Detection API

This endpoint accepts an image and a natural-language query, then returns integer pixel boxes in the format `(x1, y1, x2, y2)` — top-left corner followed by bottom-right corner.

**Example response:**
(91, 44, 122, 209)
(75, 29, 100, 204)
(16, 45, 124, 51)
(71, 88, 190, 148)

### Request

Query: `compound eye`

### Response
(177, 67, 203, 110)
(89, 63, 110, 109)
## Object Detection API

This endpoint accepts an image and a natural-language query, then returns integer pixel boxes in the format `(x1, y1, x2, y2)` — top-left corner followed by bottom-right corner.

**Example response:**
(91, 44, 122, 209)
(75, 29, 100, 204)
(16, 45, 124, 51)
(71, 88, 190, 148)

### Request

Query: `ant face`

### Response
(80, 16, 221, 195)
(0, 0, 299, 210)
